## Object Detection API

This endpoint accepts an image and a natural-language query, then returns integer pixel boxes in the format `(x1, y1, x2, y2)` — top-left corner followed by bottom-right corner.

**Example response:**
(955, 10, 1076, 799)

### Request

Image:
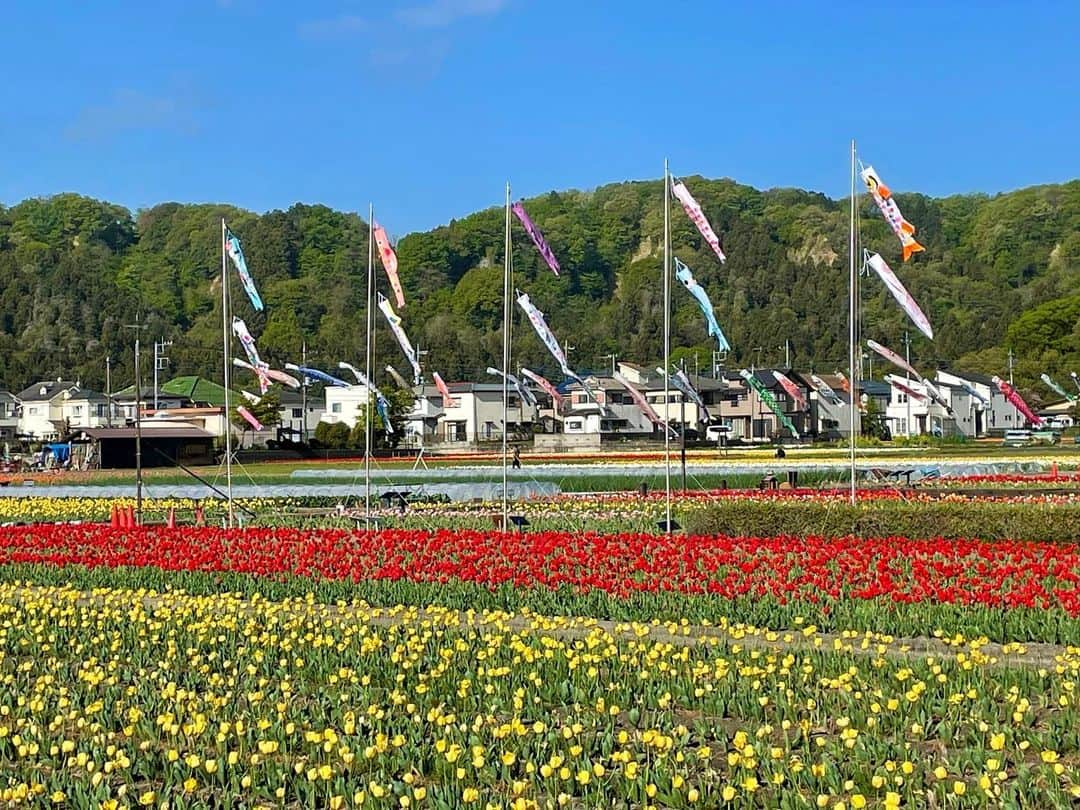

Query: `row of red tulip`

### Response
(1, 524, 1078, 615)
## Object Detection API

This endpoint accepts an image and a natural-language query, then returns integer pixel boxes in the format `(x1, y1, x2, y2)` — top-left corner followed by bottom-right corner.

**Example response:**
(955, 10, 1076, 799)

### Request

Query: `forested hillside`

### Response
(0, 177, 1076, 402)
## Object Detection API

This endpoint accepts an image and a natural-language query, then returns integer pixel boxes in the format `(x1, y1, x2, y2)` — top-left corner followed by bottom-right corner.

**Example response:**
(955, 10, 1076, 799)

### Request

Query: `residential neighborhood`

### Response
(0, 360, 1065, 469)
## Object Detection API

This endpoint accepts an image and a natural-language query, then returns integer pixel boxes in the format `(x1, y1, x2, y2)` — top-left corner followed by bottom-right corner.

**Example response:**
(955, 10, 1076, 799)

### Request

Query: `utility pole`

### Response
(711, 350, 725, 379)
(1008, 348, 1014, 386)
(124, 317, 148, 526)
(903, 331, 912, 438)
(105, 356, 113, 427)
(563, 341, 575, 367)
(153, 338, 172, 411)
(300, 341, 308, 444)
(778, 340, 790, 369)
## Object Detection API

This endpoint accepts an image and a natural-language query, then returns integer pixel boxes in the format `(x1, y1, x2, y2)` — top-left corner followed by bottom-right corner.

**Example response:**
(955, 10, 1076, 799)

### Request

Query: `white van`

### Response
(706, 424, 733, 442)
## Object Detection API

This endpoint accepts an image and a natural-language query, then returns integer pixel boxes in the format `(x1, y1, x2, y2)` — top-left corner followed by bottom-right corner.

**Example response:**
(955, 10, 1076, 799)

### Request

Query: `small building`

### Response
(322, 385, 371, 430)
(935, 369, 1018, 435)
(79, 423, 216, 469)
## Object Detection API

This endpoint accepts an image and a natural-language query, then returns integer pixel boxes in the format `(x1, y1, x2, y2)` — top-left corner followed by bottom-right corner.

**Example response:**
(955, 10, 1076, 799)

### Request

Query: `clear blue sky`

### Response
(1, 1, 1076, 235)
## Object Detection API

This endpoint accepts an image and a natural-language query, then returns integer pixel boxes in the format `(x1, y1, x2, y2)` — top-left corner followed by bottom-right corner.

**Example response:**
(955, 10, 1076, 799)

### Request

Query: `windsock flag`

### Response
(810, 374, 843, 405)
(834, 372, 851, 394)
(885, 374, 929, 403)
(285, 363, 349, 388)
(375, 396, 394, 434)
(867, 339, 950, 412)
(520, 368, 564, 408)
(866, 339, 920, 379)
(511, 202, 560, 276)
(516, 291, 592, 396)
(740, 369, 800, 439)
(386, 365, 412, 390)
(772, 371, 806, 410)
(671, 178, 726, 263)
(674, 257, 731, 352)
(486, 367, 537, 407)
(224, 226, 264, 311)
(865, 252, 933, 340)
(339, 362, 385, 400)
(236, 406, 264, 432)
(240, 390, 262, 406)
(661, 367, 710, 424)
(339, 361, 394, 433)
(958, 380, 989, 406)
(1041, 373, 1076, 402)
(263, 368, 301, 389)
(231, 317, 264, 368)
(232, 357, 270, 395)
(860, 165, 925, 261)
(378, 293, 422, 384)
(613, 371, 674, 435)
(373, 221, 405, 308)
(432, 372, 455, 408)
(994, 376, 1044, 426)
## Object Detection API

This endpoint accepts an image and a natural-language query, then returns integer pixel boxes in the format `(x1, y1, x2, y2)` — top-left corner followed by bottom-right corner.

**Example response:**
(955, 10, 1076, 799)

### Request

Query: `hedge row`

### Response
(681, 498, 1080, 542)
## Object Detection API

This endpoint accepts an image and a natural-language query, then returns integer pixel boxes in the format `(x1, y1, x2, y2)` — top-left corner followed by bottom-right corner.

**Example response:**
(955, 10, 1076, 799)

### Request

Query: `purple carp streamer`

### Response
(511, 202, 560, 276)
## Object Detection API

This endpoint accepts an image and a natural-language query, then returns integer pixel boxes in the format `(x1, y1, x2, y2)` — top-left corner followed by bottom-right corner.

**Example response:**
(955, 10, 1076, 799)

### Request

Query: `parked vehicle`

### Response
(1002, 429, 1034, 447)
(705, 424, 733, 443)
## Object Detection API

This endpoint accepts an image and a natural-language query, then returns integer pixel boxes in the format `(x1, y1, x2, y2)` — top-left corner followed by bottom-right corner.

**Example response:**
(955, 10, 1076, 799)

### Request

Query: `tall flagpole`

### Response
(501, 182, 511, 530)
(663, 160, 672, 533)
(221, 218, 234, 527)
(848, 140, 857, 505)
(365, 204, 374, 524)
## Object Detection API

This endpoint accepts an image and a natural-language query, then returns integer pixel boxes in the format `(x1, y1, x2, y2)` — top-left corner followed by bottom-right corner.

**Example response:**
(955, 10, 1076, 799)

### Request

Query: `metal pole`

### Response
(106, 356, 113, 427)
(134, 331, 143, 526)
(221, 219, 234, 527)
(848, 139, 857, 505)
(365, 205, 374, 524)
(663, 159, 672, 533)
(502, 182, 511, 530)
(153, 340, 159, 411)
(301, 340, 308, 444)
(680, 358, 687, 491)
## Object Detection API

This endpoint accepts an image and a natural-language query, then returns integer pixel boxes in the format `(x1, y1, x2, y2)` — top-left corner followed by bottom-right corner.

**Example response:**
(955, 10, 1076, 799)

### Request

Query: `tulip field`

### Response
(0, 490, 1079, 806)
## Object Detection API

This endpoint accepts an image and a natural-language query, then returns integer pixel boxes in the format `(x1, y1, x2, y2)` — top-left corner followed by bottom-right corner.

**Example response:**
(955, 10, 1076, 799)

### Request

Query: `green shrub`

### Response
(682, 498, 1080, 542)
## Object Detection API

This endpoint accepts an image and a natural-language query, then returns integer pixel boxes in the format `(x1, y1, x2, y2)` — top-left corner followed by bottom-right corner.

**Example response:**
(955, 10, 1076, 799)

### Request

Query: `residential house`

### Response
(16, 380, 110, 440)
(935, 369, 1019, 435)
(431, 382, 536, 444)
(0, 390, 19, 440)
(277, 388, 325, 442)
(561, 363, 733, 437)
(321, 385, 371, 430)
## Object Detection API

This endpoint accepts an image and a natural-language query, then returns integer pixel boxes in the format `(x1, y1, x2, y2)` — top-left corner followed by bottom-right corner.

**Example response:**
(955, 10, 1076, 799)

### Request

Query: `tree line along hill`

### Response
(0, 176, 1076, 406)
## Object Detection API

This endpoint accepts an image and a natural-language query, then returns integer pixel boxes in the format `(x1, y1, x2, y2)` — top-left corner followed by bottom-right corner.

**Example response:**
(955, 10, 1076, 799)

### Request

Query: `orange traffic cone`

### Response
(128, 507, 137, 528)
(166, 507, 175, 529)
(109, 504, 119, 528)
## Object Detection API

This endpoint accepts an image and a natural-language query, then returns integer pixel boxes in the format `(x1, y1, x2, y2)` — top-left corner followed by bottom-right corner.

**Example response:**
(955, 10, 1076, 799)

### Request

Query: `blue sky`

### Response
(1, 1, 1076, 235)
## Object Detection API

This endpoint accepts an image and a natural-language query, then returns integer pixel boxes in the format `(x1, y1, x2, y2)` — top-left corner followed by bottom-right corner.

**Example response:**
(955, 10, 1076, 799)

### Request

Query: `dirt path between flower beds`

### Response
(7, 584, 1076, 671)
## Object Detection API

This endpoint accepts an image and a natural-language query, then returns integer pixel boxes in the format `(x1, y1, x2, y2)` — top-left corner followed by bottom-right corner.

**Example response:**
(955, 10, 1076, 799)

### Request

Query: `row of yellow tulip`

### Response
(0, 581, 1077, 808)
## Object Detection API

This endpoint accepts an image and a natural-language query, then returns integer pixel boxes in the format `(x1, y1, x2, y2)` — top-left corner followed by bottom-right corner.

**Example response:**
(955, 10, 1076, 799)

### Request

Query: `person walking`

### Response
(511, 447, 522, 469)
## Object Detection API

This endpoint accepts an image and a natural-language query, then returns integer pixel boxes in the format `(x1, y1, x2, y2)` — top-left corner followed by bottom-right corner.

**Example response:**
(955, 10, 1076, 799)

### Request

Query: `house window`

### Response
(0, 404, 6, 418)
(292, 408, 302, 418)
(332, 403, 342, 414)
(72, 406, 82, 417)
(96, 404, 107, 417)
(566, 419, 583, 431)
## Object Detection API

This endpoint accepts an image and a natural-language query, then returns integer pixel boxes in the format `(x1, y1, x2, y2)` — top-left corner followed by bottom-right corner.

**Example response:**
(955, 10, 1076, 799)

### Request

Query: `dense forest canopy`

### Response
(0, 176, 1076, 405)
